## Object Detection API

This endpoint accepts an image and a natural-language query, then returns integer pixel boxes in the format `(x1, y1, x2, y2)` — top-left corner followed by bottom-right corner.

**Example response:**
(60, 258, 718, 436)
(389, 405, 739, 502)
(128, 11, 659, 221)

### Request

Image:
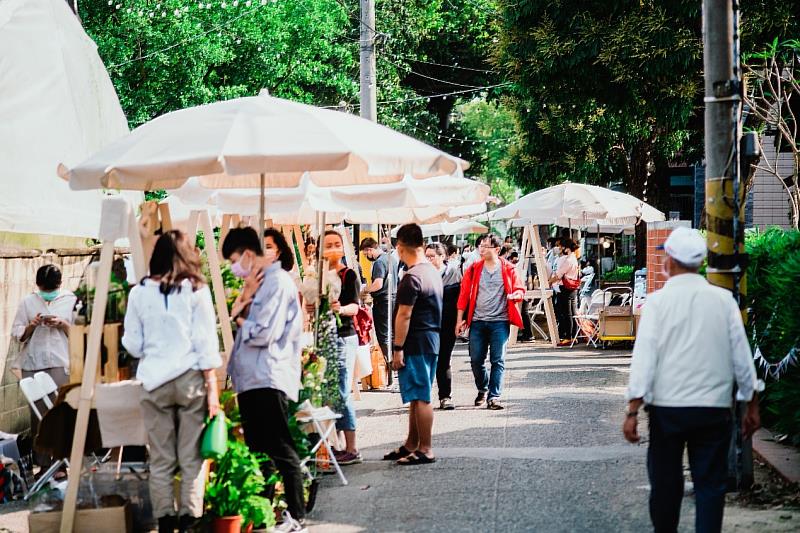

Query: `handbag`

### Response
(562, 275, 581, 291)
(200, 412, 228, 460)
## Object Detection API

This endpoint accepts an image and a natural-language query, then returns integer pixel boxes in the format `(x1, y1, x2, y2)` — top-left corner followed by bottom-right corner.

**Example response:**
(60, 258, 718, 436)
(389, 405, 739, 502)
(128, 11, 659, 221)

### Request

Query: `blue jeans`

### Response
(335, 335, 358, 431)
(468, 320, 510, 400)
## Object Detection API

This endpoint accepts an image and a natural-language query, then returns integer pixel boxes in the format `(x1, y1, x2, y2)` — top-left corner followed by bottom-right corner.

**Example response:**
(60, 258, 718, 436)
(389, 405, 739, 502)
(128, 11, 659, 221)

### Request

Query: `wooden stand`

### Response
(68, 324, 123, 384)
(508, 225, 559, 348)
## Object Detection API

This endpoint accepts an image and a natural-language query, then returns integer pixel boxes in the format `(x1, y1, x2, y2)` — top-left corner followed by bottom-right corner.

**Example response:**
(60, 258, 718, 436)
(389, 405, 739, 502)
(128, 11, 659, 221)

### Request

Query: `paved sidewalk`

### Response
(307, 343, 800, 532)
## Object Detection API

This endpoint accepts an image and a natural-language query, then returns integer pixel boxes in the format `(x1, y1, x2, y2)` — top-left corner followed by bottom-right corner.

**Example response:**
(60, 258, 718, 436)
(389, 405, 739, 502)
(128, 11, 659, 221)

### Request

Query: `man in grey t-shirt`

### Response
(360, 238, 398, 383)
(456, 234, 525, 410)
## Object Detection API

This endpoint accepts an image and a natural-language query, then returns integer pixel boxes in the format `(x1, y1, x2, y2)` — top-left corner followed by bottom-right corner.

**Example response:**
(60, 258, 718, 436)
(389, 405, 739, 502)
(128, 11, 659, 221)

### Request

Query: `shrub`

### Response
(745, 228, 800, 445)
(603, 265, 634, 282)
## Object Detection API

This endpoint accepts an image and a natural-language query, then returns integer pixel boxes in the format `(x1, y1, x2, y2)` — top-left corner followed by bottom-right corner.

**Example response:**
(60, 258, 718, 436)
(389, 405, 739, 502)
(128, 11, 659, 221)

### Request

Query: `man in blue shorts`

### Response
(382, 223, 443, 465)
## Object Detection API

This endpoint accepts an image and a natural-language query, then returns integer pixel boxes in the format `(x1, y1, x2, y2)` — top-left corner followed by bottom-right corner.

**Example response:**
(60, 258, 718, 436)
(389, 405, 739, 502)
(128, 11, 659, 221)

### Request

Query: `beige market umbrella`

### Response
(488, 182, 664, 226)
(59, 92, 467, 192)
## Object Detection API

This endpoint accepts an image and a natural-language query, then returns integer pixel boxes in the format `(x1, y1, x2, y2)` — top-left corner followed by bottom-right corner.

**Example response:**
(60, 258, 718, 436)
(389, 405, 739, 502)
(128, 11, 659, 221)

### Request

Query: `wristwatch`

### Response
(624, 406, 639, 418)
(392, 344, 404, 352)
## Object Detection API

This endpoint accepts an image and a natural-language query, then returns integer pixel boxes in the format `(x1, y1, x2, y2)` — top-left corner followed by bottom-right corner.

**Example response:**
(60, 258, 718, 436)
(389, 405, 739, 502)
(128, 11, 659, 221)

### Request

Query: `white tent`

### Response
(392, 218, 488, 238)
(0, 0, 140, 239)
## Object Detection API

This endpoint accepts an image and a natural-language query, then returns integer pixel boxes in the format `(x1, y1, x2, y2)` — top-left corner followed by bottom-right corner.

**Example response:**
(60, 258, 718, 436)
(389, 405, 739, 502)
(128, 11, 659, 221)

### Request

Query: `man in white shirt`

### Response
(623, 227, 760, 533)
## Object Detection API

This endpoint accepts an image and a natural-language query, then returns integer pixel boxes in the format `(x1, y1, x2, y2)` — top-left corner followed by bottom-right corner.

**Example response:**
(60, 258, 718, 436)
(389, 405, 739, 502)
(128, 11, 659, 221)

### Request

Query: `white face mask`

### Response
(263, 247, 278, 264)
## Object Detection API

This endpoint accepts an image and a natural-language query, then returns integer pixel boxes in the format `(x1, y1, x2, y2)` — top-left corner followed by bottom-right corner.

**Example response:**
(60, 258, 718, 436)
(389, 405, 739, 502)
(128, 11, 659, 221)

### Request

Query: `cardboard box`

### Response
(600, 315, 635, 337)
(28, 501, 132, 533)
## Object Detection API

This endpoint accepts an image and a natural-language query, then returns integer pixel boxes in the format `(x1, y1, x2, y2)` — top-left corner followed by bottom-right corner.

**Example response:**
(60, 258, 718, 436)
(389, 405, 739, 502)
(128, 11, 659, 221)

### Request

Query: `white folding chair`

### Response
(571, 294, 603, 348)
(18, 376, 70, 499)
(33, 372, 58, 409)
(296, 407, 347, 486)
(526, 298, 550, 341)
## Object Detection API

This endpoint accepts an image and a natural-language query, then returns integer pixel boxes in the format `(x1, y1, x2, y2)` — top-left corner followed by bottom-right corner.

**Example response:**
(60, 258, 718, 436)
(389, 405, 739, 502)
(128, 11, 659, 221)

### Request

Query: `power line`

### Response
(326, 82, 512, 108)
(380, 55, 489, 89)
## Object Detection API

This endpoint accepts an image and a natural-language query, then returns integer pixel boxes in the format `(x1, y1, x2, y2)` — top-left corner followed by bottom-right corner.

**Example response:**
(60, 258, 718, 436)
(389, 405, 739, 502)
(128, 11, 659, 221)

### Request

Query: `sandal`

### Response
(397, 452, 436, 466)
(382, 445, 412, 461)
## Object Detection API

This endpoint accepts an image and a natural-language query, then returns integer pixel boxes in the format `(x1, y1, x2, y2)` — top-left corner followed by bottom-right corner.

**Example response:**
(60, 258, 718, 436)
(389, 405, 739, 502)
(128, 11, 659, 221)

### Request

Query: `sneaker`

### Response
(474, 391, 487, 407)
(487, 398, 504, 410)
(336, 451, 363, 465)
(439, 398, 455, 410)
(271, 511, 308, 533)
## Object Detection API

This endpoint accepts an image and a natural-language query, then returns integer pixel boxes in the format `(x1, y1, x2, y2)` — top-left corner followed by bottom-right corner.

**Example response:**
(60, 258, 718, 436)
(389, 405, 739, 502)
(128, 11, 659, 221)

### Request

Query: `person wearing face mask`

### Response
(359, 237, 398, 383)
(11, 264, 77, 466)
(222, 227, 307, 533)
(306, 230, 362, 465)
(623, 227, 760, 533)
(425, 243, 459, 410)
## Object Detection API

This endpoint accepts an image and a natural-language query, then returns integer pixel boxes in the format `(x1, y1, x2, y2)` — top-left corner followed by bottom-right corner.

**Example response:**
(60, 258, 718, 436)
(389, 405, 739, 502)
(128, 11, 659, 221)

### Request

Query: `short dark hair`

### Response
(561, 238, 579, 252)
(475, 234, 487, 246)
(508, 251, 519, 261)
(359, 237, 378, 251)
(483, 234, 503, 249)
(264, 228, 295, 271)
(396, 223, 423, 248)
(222, 227, 263, 259)
(425, 242, 446, 256)
(446, 244, 458, 256)
(36, 264, 62, 291)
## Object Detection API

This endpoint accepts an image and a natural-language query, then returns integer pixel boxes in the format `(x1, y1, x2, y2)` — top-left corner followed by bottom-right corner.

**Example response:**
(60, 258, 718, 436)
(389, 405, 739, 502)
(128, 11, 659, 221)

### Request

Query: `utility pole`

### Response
(702, 0, 752, 490)
(359, 0, 377, 121)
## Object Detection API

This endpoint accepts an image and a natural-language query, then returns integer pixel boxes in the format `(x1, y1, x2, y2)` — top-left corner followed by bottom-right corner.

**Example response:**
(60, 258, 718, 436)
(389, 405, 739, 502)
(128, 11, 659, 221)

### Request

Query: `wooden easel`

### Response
(508, 224, 559, 348)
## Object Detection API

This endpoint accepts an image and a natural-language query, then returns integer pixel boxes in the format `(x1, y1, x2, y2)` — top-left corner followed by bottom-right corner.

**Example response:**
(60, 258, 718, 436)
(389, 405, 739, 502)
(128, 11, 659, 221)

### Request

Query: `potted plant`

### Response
(205, 438, 274, 533)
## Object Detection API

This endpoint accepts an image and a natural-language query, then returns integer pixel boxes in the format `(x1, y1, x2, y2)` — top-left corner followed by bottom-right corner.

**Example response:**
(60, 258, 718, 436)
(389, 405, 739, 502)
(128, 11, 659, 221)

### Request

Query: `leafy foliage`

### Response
(745, 228, 800, 443)
(205, 439, 275, 527)
(603, 265, 634, 283)
(493, 0, 703, 205)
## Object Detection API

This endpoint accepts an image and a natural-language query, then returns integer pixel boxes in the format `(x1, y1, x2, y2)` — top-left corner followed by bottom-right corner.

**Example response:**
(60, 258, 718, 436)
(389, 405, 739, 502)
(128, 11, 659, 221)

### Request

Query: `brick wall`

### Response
(646, 221, 691, 294)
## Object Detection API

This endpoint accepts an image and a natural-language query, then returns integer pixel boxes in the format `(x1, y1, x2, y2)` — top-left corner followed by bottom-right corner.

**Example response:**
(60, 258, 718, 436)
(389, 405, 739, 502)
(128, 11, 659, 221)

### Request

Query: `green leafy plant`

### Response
(603, 265, 634, 283)
(745, 228, 800, 444)
(205, 439, 275, 529)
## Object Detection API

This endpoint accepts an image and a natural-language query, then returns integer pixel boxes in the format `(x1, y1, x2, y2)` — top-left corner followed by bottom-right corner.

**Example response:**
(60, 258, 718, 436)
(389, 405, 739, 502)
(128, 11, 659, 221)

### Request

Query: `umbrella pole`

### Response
(315, 210, 327, 345)
(259, 173, 266, 250)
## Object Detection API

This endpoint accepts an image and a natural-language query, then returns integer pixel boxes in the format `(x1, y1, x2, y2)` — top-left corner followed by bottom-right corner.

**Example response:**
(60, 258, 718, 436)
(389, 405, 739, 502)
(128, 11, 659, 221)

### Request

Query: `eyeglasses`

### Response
(479, 244, 498, 249)
(425, 254, 436, 259)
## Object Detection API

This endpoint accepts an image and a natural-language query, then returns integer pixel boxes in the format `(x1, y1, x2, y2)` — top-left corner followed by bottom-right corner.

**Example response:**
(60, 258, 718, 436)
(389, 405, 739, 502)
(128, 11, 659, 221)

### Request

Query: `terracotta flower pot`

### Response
(212, 515, 242, 533)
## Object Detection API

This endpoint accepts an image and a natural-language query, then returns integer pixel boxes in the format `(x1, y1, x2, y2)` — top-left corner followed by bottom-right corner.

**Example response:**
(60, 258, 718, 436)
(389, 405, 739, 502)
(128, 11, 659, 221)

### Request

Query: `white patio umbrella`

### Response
(170, 174, 489, 226)
(60, 92, 467, 191)
(488, 182, 664, 226)
(392, 218, 488, 238)
(59, 91, 468, 239)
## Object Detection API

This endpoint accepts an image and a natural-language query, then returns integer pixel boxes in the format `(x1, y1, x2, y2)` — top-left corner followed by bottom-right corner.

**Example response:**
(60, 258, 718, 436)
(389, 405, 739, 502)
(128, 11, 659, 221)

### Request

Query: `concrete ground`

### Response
(306, 342, 800, 533)
(2, 342, 797, 532)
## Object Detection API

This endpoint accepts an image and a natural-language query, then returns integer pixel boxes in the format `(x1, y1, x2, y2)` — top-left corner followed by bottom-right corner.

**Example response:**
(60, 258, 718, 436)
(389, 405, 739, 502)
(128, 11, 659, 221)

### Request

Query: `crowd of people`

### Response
(9, 222, 764, 533)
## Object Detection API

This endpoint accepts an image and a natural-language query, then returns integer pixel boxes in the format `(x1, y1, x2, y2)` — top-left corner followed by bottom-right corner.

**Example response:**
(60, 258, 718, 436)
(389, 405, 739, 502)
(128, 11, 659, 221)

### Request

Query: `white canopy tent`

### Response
(0, 0, 140, 239)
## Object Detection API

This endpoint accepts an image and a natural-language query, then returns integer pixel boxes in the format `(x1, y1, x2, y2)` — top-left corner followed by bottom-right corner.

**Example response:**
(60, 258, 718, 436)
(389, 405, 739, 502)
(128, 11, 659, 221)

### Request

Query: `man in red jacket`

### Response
(456, 234, 525, 410)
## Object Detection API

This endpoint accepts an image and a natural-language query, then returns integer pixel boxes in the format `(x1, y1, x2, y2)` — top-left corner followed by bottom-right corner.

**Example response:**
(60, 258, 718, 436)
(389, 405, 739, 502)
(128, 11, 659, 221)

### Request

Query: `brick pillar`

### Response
(646, 221, 691, 293)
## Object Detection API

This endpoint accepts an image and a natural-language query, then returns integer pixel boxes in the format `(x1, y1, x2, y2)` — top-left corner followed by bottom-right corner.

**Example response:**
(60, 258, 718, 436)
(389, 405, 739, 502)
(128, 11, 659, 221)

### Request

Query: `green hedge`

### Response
(604, 265, 634, 282)
(745, 228, 800, 444)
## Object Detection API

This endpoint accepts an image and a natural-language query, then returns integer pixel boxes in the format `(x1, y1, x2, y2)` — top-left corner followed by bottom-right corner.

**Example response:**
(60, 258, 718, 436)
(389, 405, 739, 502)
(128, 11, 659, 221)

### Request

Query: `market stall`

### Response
(486, 182, 665, 348)
(57, 92, 468, 532)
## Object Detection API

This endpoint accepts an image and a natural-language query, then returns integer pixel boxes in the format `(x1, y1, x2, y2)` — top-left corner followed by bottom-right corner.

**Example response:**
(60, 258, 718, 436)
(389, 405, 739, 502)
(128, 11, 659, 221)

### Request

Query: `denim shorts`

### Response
(398, 353, 438, 404)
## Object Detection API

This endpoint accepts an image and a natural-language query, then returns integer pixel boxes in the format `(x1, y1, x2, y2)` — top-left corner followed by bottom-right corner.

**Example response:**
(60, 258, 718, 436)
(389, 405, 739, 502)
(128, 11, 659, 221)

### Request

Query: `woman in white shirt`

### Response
(122, 230, 222, 533)
(12, 264, 76, 465)
(549, 238, 581, 346)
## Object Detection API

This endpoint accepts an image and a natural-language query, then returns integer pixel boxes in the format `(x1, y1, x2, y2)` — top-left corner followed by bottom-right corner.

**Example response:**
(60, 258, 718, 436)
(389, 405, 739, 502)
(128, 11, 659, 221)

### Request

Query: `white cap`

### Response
(660, 227, 707, 266)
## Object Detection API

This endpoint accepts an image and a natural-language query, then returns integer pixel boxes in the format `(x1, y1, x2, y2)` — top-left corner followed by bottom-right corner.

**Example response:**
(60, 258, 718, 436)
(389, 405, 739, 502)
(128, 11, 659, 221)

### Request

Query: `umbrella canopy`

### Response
(169, 175, 489, 226)
(393, 219, 488, 238)
(0, 0, 141, 239)
(488, 182, 664, 226)
(59, 92, 468, 191)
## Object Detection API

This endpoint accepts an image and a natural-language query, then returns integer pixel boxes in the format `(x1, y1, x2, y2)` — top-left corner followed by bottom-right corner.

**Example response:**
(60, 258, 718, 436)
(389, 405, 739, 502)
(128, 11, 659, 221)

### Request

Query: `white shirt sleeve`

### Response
(121, 288, 145, 358)
(626, 298, 660, 402)
(727, 298, 758, 402)
(191, 287, 223, 370)
(11, 297, 30, 340)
